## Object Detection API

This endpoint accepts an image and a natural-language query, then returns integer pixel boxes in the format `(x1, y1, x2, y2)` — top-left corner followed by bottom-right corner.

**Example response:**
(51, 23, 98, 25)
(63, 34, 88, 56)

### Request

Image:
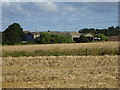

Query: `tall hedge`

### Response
(36, 32, 73, 44)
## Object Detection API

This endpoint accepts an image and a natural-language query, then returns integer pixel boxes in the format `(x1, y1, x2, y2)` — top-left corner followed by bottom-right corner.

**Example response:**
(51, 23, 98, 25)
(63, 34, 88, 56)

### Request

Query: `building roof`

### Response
(48, 31, 60, 34)
(60, 32, 71, 36)
(24, 31, 93, 38)
(30, 32, 40, 35)
(69, 32, 80, 37)
(23, 31, 29, 34)
(81, 33, 93, 37)
(24, 31, 41, 35)
(48, 31, 70, 36)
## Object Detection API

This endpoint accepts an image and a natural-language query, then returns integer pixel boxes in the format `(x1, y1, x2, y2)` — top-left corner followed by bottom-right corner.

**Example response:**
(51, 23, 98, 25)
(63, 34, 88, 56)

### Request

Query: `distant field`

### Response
(107, 36, 119, 41)
(2, 41, 119, 57)
(2, 41, 119, 88)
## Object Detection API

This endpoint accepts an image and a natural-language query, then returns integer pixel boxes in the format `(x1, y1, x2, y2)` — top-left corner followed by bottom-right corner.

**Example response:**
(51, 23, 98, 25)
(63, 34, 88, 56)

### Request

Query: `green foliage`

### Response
(39, 32, 51, 44)
(2, 23, 25, 45)
(94, 34, 108, 41)
(79, 35, 90, 43)
(79, 26, 119, 36)
(79, 28, 96, 34)
(36, 32, 73, 44)
(3, 47, 119, 57)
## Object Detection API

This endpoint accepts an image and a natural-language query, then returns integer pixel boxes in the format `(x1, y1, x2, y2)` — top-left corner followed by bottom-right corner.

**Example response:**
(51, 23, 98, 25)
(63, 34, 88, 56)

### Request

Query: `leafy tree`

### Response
(79, 28, 96, 34)
(2, 23, 25, 45)
(79, 35, 90, 43)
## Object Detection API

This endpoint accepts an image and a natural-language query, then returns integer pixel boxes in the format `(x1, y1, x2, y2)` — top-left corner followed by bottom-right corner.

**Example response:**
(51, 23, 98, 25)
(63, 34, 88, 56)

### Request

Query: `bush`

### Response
(79, 35, 90, 43)
(36, 32, 73, 44)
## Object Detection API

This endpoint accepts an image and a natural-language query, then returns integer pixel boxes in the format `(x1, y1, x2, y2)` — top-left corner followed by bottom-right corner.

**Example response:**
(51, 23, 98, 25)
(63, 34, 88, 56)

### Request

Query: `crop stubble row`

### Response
(2, 56, 119, 88)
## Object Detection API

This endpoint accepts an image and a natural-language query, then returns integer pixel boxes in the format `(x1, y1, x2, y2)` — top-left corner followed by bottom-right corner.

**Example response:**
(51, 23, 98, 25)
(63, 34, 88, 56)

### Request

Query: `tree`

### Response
(79, 35, 90, 43)
(108, 26, 115, 30)
(2, 23, 25, 45)
(79, 28, 96, 34)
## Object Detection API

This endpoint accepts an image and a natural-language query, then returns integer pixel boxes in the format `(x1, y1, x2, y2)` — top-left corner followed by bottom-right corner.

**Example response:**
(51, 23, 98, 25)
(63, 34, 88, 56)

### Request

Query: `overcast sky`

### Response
(2, 2, 118, 31)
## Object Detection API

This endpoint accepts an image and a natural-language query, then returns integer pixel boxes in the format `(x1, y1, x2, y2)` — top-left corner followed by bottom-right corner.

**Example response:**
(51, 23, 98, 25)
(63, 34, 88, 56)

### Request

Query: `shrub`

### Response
(79, 35, 90, 43)
(36, 32, 73, 44)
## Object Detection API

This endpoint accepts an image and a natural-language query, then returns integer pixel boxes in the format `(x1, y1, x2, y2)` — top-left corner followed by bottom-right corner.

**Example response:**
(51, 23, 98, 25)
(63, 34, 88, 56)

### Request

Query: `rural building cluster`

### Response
(23, 31, 95, 42)
(2, 23, 119, 45)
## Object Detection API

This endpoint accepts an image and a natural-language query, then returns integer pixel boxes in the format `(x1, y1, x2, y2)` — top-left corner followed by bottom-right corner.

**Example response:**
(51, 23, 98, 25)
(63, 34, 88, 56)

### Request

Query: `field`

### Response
(2, 42, 119, 57)
(2, 42, 119, 88)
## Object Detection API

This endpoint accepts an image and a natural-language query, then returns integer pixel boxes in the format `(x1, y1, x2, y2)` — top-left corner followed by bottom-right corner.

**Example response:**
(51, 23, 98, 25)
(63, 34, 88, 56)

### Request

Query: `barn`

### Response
(69, 32, 80, 42)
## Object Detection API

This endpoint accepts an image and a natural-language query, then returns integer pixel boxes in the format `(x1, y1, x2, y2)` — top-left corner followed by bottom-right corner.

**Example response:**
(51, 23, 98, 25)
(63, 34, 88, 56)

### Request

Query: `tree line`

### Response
(2, 23, 119, 45)
(79, 26, 119, 36)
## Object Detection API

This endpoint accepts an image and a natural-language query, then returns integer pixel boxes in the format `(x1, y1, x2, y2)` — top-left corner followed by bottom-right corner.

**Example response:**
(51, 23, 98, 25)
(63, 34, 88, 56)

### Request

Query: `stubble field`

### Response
(2, 42, 119, 88)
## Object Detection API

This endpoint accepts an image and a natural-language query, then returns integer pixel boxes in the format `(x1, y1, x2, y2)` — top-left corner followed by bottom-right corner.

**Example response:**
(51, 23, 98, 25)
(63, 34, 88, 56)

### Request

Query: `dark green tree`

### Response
(2, 23, 25, 45)
(79, 28, 96, 34)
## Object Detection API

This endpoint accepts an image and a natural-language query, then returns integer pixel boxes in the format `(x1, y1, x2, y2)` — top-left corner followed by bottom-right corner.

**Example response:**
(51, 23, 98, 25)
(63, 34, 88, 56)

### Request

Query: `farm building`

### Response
(48, 31, 94, 42)
(48, 31, 70, 36)
(48, 31, 81, 42)
(69, 32, 81, 42)
(23, 31, 40, 41)
(81, 33, 94, 41)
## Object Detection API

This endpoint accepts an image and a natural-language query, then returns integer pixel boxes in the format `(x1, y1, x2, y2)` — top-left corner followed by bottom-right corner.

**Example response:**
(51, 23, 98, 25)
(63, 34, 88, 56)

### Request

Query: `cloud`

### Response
(64, 6, 77, 11)
(2, 2, 32, 18)
(2, 0, 119, 2)
(34, 2, 58, 12)
(2, 2, 118, 31)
